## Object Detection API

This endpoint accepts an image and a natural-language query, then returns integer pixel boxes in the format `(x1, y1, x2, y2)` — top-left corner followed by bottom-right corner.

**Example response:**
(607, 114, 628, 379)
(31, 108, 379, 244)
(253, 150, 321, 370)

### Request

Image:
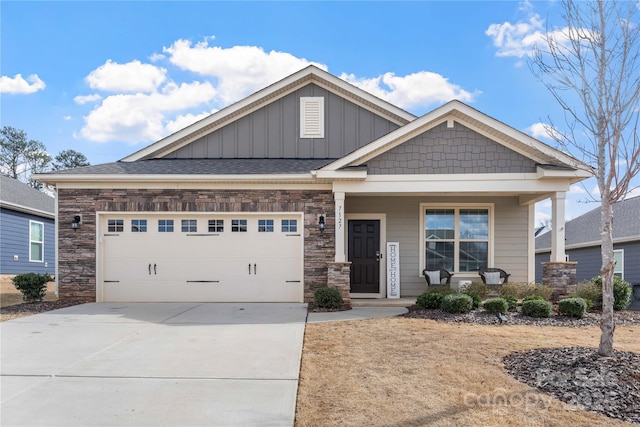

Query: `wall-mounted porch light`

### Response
(318, 214, 325, 233)
(71, 215, 82, 230)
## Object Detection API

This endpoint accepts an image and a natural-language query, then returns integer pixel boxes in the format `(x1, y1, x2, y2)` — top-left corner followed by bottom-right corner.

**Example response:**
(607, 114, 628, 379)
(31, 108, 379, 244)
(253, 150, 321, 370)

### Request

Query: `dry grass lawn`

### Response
(296, 317, 639, 427)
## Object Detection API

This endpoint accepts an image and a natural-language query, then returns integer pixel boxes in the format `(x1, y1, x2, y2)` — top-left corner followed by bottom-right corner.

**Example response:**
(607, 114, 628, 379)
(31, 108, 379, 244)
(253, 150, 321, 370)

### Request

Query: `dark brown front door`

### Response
(348, 220, 380, 294)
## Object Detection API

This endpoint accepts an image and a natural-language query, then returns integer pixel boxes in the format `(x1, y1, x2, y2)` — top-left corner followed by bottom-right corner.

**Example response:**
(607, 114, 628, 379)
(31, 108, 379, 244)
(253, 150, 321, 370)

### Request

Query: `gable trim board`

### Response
(35, 67, 592, 303)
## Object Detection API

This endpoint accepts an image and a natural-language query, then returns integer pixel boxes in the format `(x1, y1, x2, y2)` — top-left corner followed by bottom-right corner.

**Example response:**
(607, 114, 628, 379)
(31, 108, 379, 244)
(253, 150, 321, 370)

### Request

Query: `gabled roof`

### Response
(536, 196, 640, 251)
(320, 100, 590, 174)
(122, 65, 416, 162)
(0, 175, 55, 218)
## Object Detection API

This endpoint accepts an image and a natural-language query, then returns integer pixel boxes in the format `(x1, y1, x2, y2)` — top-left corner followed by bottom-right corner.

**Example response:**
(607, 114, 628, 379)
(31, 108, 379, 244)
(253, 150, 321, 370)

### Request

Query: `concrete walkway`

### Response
(0, 302, 408, 426)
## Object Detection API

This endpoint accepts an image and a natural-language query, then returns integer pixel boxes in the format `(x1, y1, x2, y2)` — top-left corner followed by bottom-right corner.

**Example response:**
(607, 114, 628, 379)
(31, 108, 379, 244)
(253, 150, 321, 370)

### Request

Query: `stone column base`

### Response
(542, 262, 578, 302)
(327, 262, 352, 306)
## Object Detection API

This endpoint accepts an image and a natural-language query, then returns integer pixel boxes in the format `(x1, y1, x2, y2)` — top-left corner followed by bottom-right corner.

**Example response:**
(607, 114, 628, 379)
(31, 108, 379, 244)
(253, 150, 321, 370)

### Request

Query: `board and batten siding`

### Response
(165, 83, 400, 160)
(0, 208, 55, 275)
(345, 196, 530, 297)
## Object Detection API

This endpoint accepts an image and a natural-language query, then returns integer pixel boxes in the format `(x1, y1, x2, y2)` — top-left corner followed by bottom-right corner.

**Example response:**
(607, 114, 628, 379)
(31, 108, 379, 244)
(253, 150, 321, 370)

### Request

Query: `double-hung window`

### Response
(29, 221, 44, 262)
(422, 205, 492, 273)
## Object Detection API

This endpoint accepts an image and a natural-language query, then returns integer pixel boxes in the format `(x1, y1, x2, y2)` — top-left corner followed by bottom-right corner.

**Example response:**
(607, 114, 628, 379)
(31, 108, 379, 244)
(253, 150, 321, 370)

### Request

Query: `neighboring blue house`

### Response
(0, 175, 55, 276)
(535, 196, 640, 310)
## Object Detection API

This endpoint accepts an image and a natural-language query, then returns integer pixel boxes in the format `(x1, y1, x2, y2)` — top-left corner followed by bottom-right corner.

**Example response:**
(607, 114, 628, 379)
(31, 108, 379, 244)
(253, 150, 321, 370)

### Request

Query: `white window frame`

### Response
(613, 249, 624, 279)
(29, 220, 44, 263)
(300, 97, 325, 138)
(419, 203, 494, 275)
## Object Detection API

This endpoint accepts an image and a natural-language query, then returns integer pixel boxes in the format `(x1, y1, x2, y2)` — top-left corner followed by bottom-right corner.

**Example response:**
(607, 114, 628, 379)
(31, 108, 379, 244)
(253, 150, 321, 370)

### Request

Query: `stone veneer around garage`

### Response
(57, 188, 338, 302)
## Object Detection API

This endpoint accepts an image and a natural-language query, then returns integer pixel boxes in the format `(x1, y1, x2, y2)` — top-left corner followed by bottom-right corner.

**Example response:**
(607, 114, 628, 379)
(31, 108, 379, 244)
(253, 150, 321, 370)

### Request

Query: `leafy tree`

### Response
(52, 149, 90, 170)
(0, 126, 49, 185)
(530, 0, 640, 356)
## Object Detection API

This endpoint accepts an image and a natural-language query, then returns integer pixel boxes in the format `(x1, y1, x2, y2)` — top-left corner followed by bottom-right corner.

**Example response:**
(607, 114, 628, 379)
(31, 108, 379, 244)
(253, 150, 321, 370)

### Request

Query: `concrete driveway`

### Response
(0, 303, 308, 427)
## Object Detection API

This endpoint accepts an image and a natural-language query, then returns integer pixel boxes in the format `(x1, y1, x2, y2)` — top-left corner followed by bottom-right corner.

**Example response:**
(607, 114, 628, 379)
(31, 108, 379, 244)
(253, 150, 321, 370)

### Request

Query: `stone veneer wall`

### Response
(326, 262, 352, 306)
(542, 261, 578, 302)
(57, 188, 335, 302)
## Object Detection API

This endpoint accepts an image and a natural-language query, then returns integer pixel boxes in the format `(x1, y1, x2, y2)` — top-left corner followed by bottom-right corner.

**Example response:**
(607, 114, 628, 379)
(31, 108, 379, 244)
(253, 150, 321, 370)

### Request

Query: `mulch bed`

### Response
(0, 300, 84, 321)
(504, 347, 640, 424)
(306, 302, 352, 313)
(405, 306, 640, 424)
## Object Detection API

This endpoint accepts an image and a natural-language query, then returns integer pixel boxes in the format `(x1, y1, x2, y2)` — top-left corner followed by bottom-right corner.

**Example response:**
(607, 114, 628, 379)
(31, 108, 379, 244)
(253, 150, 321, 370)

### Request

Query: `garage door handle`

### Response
(254, 264, 257, 275)
(154, 264, 157, 275)
(248, 263, 251, 275)
(148, 263, 151, 275)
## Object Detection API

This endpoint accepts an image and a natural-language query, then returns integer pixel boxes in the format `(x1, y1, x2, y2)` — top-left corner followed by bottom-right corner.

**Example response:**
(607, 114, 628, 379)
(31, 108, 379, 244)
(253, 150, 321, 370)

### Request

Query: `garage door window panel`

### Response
(182, 219, 197, 232)
(132, 219, 147, 232)
(258, 219, 274, 232)
(282, 219, 297, 232)
(208, 219, 224, 232)
(159, 220, 174, 232)
(108, 219, 124, 232)
(232, 219, 247, 232)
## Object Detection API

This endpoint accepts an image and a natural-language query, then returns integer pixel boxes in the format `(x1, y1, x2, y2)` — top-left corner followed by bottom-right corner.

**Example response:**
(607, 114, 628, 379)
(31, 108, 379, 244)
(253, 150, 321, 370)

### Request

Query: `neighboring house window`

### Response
(181, 219, 197, 232)
(422, 205, 492, 273)
(158, 220, 174, 232)
(258, 219, 274, 232)
(131, 219, 147, 232)
(300, 97, 325, 138)
(232, 219, 247, 232)
(614, 249, 624, 279)
(282, 219, 297, 232)
(29, 221, 44, 262)
(208, 219, 224, 232)
(108, 219, 124, 232)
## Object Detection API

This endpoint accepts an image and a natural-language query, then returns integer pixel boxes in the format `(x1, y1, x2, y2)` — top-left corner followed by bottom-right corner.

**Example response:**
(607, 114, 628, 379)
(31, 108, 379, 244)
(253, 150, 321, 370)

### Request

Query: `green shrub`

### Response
(441, 293, 473, 314)
(521, 299, 553, 318)
(483, 297, 509, 314)
(12, 273, 51, 303)
(462, 290, 482, 309)
(576, 281, 602, 310)
(502, 294, 518, 312)
(461, 282, 491, 298)
(314, 287, 343, 309)
(523, 295, 544, 302)
(558, 297, 587, 318)
(589, 275, 632, 311)
(568, 292, 594, 311)
(416, 292, 445, 309)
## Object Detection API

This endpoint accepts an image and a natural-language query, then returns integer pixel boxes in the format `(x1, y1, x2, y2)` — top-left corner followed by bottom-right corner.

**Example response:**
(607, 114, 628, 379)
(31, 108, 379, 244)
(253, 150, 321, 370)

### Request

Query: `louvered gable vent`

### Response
(300, 97, 325, 138)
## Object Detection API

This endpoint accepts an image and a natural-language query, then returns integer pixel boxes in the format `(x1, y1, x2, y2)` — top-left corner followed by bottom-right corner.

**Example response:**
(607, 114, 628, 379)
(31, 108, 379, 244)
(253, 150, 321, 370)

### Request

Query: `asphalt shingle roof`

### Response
(44, 158, 337, 175)
(536, 196, 640, 250)
(0, 175, 55, 214)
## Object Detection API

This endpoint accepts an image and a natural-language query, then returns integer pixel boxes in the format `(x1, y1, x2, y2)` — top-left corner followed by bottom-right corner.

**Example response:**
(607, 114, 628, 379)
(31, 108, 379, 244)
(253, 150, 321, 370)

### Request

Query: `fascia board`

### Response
(536, 235, 640, 253)
(314, 170, 367, 180)
(536, 167, 593, 179)
(122, 66, 415, 162)
(34, 173, 316, 184)
(0, 201, 55, 219)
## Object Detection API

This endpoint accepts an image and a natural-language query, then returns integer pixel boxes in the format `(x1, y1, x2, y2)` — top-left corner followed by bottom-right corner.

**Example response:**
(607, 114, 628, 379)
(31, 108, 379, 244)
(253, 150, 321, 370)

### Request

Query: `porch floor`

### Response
(351, 298, 416, 307)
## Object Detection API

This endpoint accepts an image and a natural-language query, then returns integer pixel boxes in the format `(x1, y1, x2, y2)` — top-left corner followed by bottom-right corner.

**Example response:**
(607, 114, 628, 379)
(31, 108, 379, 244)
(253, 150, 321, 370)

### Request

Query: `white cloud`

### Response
(569, 184, 587, 194)
(340, 71, 478, 110)
(165, 110, 217, 134)
(86, 60, 167, 93)
(527, 122, 564, 141)
(80, 81, 216, 143)
(74, 94, 102, 104)
(163, 38, 327, 104)
(0, 73, 46, 94)
(63, 116, 72, 121)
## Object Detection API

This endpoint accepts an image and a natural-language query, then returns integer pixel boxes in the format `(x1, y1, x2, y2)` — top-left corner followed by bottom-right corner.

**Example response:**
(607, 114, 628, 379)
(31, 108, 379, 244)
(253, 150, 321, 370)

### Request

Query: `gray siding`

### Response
(346, 196, 530, 297)
(368, 122, 538, 174)
(0, 208, 55, 275)
(536, 241, 640, 285)
(166, 83, 400, 159)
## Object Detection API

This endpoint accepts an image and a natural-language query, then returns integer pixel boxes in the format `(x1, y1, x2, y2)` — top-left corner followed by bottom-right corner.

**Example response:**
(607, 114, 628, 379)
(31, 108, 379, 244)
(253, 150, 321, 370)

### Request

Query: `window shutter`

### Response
(300, 97, 324, 138)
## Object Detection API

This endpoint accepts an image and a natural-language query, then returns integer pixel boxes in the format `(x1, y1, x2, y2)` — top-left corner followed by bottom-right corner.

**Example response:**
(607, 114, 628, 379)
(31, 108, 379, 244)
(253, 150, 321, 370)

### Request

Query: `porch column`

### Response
(334, 192, 346, 262)
(550, 192, 566, 262)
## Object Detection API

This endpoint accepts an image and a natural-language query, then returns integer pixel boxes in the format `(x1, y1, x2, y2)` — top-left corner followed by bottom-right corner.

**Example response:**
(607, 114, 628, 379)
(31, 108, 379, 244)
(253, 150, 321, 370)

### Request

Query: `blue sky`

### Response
(2, 1, 637, 223)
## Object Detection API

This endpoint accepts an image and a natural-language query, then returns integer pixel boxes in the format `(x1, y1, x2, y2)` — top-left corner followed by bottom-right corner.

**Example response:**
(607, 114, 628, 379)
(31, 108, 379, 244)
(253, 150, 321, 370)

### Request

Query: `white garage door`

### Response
(99, 213, 303, 302)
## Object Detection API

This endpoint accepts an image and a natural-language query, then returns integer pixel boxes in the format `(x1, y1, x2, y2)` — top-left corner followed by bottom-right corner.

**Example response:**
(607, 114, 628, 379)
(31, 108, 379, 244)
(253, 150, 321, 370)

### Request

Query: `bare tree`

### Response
(0, 126, 50, 187)
(530, 0, 640, 356)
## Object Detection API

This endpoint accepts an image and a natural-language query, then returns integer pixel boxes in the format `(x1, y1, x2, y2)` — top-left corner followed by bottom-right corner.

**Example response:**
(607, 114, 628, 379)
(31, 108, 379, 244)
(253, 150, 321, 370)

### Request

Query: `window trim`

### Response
(613, 249, 624, 279)
(29, 220, 44, 263)
(300, 97, 325, 138)
(419, 203, 494, 276)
